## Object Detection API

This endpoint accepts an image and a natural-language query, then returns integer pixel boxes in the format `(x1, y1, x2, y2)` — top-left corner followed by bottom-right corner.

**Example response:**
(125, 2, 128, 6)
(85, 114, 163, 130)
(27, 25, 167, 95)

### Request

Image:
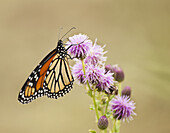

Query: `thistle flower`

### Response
(84, 64, 104, 85)
(98, 116, 108, 130)
(110, 96, 136, 122)
(85, 39, 107, 65)
(96, 71, 114, 93)
(66, 34, 92, 59)
(71, 60, 85, 84)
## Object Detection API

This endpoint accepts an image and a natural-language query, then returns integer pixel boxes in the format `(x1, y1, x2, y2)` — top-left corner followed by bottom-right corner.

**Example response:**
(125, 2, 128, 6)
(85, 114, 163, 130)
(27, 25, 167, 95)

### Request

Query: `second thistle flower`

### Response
(85, 39, 107, 66)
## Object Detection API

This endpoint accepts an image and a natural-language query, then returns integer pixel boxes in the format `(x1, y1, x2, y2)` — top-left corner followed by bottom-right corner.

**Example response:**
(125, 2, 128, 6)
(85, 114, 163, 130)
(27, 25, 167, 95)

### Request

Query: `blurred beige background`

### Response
(0, 0, 170, 133)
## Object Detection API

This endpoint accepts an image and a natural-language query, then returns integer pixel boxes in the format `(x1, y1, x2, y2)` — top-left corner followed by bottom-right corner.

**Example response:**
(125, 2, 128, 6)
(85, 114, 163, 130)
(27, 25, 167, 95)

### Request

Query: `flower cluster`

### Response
(68, 34, 114, 92)
(66, 33, 136, 133)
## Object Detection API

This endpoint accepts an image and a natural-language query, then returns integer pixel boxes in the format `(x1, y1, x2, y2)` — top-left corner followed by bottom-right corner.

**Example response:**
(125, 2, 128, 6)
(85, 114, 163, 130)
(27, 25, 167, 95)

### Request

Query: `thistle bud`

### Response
(113, 66, 124, 82)
(105, 64, 114, 73)
(121, 86, 131, 97)
(98, 116, 108, 130)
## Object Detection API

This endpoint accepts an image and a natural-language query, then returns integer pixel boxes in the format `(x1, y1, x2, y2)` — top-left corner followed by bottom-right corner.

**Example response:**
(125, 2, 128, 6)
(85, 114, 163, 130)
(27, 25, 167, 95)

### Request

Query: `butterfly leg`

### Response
(65, 38, 88, 51)
(66, 54, 76, 60)
(65, 44, 77, 51)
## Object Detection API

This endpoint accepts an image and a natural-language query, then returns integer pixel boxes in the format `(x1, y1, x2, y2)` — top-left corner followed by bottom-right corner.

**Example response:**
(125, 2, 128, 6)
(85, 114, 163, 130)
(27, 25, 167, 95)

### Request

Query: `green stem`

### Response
(105, 95, 110, 114)
(104, 129, 107, 133)
(116, 120, 121, 133)
(112, 119, 116, 133)
(118, 83, 121, 96)
(91, 88, 100, 121)
(98, 92, 104, 116)
(81, 59, 86, 74)
(81, 59, 91, 90)
(81, 59, 99, 121)
(112, 82, 122, 133)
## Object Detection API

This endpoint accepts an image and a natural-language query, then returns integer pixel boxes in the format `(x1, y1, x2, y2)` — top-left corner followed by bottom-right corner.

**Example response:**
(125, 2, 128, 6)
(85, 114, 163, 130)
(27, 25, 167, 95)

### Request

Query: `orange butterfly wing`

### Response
(18, 49, 57, 104)
(18, 45, 74, 104)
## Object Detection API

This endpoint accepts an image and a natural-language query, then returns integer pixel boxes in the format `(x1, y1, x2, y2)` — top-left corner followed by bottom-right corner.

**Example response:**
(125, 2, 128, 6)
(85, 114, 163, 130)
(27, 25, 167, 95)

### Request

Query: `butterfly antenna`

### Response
(60, 27, 76, 40)
(58, 27, 63, 41)
(62, 37, 69, 43)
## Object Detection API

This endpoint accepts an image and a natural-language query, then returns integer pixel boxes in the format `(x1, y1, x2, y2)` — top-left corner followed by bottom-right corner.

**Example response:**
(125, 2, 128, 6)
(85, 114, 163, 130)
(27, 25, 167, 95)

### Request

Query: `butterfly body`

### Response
(18, 40, 74, 104)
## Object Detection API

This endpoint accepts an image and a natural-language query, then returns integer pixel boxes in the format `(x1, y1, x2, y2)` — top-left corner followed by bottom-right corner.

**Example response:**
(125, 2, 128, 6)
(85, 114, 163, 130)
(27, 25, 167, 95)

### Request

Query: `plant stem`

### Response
(81, 59, 91, 91)
(111, 82, 122, 133)
(104, 129, 107, 133)
(112, 119, 116, 133)
(91, 88, 100, 121)
(117, 82, 122, 133)
(81, 59, 86, 74)
(105, 95, 110, 114)
(98, 92, 104, 116)
(81, 59, 99, 121)
(116, 120, 121, 133)
(118, 83, 121, 96)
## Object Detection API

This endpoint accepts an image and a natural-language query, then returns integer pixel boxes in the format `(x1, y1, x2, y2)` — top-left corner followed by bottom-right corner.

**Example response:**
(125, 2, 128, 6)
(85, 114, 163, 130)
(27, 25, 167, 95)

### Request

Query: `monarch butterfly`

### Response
(18, 28, 79, 104)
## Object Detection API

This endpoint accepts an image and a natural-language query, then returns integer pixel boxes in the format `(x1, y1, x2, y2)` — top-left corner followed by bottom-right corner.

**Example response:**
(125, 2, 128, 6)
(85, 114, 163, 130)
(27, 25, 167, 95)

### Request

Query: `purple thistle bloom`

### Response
(66, 34, 92, 59)
(85, 39, 107, 65)
(84, 64, 104, 85)
(71, 60, 85, 84)
(96, 71, 114, 93)
(110, 95, 136, 122)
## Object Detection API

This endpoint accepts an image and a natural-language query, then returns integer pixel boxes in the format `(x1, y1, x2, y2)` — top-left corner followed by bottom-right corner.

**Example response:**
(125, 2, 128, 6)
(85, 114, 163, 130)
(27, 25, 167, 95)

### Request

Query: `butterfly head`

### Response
(56, 39, 66, 54)
(57, 40, 63, 46)
(57, 40, 64, 49)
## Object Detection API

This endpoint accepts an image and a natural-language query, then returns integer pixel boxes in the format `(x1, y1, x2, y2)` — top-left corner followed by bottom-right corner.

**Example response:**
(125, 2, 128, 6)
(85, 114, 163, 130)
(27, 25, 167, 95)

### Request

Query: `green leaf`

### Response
(101, 97, 107, 105)
(96, 99, 100, 105)
(110, 95, 115, 100)
(115, 120, 121, 132)
(98, 106, 101, 111)
(106, 111, 111, 118)
(87, 90, 93, 97)
(90, 105, 94, 110)
(88, 129, 96, 133)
